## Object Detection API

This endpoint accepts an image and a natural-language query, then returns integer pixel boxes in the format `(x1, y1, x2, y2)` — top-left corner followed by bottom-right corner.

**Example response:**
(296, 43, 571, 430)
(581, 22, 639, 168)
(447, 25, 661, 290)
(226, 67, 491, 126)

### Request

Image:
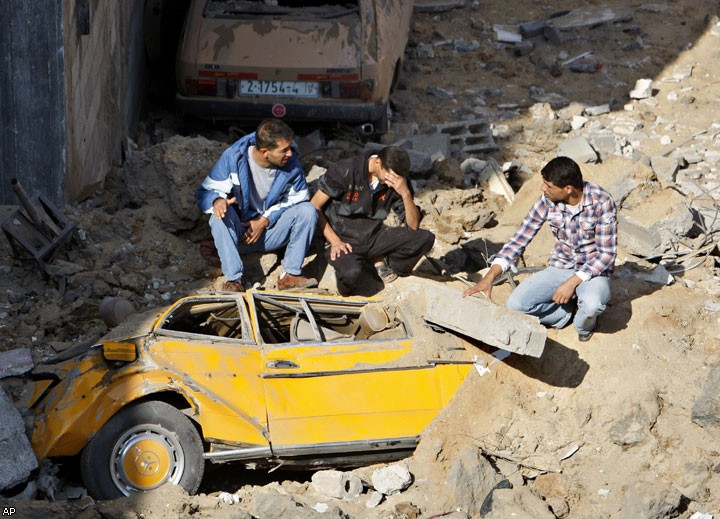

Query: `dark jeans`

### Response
(327, 226, 435, 295)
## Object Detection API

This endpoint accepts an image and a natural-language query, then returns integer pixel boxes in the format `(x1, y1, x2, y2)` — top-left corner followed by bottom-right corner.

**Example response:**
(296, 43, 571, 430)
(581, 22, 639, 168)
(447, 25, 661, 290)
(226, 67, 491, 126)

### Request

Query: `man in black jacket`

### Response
(311, 146, 435, 296)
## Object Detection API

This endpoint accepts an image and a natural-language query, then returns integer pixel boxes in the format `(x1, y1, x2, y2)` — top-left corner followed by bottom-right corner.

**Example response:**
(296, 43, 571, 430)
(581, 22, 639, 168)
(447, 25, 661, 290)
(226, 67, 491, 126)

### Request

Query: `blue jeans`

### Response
(209, 202, 318, 282)
(506, 267, 611, 336)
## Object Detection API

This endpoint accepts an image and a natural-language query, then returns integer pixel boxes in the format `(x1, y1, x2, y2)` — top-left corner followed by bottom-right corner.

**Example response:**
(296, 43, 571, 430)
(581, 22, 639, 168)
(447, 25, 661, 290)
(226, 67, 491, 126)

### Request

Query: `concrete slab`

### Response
(0, 348, 33, 378)
(423, 283, 547, 357)
(0, 387, 38, 490)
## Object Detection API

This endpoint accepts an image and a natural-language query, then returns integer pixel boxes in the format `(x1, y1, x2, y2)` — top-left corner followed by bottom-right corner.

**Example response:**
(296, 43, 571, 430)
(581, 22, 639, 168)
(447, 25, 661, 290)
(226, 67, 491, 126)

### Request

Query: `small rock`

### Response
(372, 464, 413, 495)
(630, 78, 654, 99)
(366, 490, 384, 508)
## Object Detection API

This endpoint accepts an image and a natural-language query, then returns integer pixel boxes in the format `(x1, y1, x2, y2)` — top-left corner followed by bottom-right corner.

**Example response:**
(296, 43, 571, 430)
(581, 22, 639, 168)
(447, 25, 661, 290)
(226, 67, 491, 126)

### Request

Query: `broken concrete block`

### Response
(435, 119, 497, 155)
(519, 20, 546, 38)
(621, 188, 695, 256)
(460, 157, 488, 187)
(493, 24, 522, 43)
(556, 136, 598, 164)
(630, 78, 654, 99)
(0, 348, 33, 378)
(544, 6, 634, 45)
(371, 464, 413, 495)
(583, 104, 611, 116)
(366, 490, 384, 508)
(650, 156, 680, 186)
(461, 157, 488, 176)
(589, 132, 620, 161)
(618, 214, 663, 257)
(636, 265, 675, 286)
(311, 470, 363, 500)
(424, 283, 547, 357)
(0, 387, 38, 490)
(571, 115, 588, 130)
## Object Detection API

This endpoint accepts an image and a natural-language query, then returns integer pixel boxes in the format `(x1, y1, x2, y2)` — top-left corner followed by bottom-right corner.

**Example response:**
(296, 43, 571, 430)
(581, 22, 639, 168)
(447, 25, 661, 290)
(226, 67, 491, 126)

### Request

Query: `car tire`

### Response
(80, 400, 204, 499)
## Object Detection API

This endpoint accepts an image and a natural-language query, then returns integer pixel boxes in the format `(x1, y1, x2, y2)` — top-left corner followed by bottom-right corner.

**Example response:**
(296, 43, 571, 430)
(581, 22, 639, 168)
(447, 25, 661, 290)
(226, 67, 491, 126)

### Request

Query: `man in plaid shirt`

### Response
(463, 156, 617, 342)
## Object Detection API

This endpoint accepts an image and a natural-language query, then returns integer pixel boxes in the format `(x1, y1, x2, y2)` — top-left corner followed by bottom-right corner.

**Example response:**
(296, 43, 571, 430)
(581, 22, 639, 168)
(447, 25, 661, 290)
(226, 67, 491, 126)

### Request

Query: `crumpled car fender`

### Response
(33, 369, 269, 459)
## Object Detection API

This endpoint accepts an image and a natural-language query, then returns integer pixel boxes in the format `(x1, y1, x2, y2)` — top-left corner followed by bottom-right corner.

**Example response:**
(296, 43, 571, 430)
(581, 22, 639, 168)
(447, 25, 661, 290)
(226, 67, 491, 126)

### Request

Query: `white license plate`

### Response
(239, 80, 320, 98)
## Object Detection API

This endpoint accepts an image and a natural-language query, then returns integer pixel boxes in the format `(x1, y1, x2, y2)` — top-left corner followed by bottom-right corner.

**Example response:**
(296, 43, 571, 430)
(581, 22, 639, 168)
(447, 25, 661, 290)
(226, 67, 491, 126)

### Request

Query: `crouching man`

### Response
(311, 146, 435, 296)
(198, 118, 318, 291)
(463, 156, 617, 342)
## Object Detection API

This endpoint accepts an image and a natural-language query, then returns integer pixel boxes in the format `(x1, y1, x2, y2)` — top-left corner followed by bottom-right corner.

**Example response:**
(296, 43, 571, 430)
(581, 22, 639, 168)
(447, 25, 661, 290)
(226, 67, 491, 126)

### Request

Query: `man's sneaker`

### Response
(578, 331, 594, 342)
(277, 272, 318, 291)
(221, 280, 245, 292)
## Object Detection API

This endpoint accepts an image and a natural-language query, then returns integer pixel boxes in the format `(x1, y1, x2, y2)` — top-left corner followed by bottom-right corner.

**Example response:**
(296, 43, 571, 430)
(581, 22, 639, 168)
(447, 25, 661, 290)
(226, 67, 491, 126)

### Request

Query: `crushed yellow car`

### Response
(25, 290, 474, 499)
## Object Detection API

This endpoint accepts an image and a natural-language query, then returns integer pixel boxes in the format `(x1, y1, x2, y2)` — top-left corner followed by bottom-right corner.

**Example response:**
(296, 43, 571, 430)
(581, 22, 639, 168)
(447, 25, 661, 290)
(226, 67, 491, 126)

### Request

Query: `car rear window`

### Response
(204, 0, 360, 19)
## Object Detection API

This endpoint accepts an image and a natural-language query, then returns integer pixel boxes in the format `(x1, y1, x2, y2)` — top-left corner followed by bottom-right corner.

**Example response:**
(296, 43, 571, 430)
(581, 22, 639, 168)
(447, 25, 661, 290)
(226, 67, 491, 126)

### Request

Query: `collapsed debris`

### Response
(1, 179, 79, 280)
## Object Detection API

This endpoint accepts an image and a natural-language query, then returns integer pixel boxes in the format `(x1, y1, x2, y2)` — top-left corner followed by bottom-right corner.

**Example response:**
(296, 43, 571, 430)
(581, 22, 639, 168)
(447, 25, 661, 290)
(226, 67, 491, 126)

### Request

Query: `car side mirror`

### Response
(102, 341, 137, 362)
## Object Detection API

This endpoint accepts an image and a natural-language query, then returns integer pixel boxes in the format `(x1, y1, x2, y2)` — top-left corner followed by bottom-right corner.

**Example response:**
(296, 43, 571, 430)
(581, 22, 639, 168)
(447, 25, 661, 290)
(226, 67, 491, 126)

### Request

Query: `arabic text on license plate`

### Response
(240, 80, 319, 98)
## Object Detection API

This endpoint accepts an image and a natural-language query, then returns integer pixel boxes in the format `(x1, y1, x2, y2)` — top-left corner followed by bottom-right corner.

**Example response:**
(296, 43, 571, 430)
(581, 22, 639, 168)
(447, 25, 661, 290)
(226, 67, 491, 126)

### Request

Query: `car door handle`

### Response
(266, 360, 299, 369)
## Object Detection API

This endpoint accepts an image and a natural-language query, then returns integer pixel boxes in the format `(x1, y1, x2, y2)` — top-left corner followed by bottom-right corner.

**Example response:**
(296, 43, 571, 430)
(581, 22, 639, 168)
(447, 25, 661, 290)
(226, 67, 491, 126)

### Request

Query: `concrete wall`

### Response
(63, 0, 146, 202)
(0, 1, 66, 205)
(0, 0, 146, 205)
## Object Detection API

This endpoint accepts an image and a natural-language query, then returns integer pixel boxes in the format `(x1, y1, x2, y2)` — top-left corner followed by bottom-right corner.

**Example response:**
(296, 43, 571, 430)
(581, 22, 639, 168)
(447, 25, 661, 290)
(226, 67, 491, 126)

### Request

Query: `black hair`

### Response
(255, 118, 294, 150)
(376, 146, 411, 178)
(541, 156, 583, 189)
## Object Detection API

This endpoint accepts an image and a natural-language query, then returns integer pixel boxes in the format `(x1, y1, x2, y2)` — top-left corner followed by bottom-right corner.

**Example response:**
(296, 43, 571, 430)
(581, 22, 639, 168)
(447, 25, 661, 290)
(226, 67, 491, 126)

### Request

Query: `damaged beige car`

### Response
(24, 290, 475, 499)
(175, 0, 414, 135)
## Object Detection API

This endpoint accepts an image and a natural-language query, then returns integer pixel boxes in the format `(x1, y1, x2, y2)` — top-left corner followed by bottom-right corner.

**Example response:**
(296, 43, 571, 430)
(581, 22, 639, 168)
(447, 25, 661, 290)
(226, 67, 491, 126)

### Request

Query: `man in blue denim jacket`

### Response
(463, 156, 617, 342)
(197, 119, 318, 291)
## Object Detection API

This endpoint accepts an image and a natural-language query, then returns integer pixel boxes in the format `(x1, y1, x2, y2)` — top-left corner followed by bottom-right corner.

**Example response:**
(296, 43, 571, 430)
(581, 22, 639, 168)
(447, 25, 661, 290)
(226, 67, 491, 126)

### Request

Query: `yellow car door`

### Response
(251, 292, 470, 456)
(150, 295, 270, 448)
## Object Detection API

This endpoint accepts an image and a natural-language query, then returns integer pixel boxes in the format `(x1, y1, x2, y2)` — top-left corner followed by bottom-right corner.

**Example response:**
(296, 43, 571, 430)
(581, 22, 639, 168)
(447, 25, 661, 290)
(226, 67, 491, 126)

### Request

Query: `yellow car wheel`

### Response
(80, 401, 204, 499)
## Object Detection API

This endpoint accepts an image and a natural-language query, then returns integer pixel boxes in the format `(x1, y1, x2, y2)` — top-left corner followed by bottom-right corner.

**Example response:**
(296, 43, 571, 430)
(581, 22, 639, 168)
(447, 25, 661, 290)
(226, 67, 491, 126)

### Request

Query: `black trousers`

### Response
(327, 226, 435, 296)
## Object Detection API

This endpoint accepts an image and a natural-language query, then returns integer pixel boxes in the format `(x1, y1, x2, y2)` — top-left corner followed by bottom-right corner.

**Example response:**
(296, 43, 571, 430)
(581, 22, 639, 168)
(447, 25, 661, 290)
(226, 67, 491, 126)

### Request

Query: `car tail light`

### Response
(298, 73, 372, 100)
(185, 78, 218, 96)
(337, 80, 374, 100)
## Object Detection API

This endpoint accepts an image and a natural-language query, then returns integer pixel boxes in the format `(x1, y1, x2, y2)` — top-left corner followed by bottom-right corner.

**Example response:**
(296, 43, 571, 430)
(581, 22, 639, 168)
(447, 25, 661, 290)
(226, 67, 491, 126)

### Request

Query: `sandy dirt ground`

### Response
(1, 1, 720, 518)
